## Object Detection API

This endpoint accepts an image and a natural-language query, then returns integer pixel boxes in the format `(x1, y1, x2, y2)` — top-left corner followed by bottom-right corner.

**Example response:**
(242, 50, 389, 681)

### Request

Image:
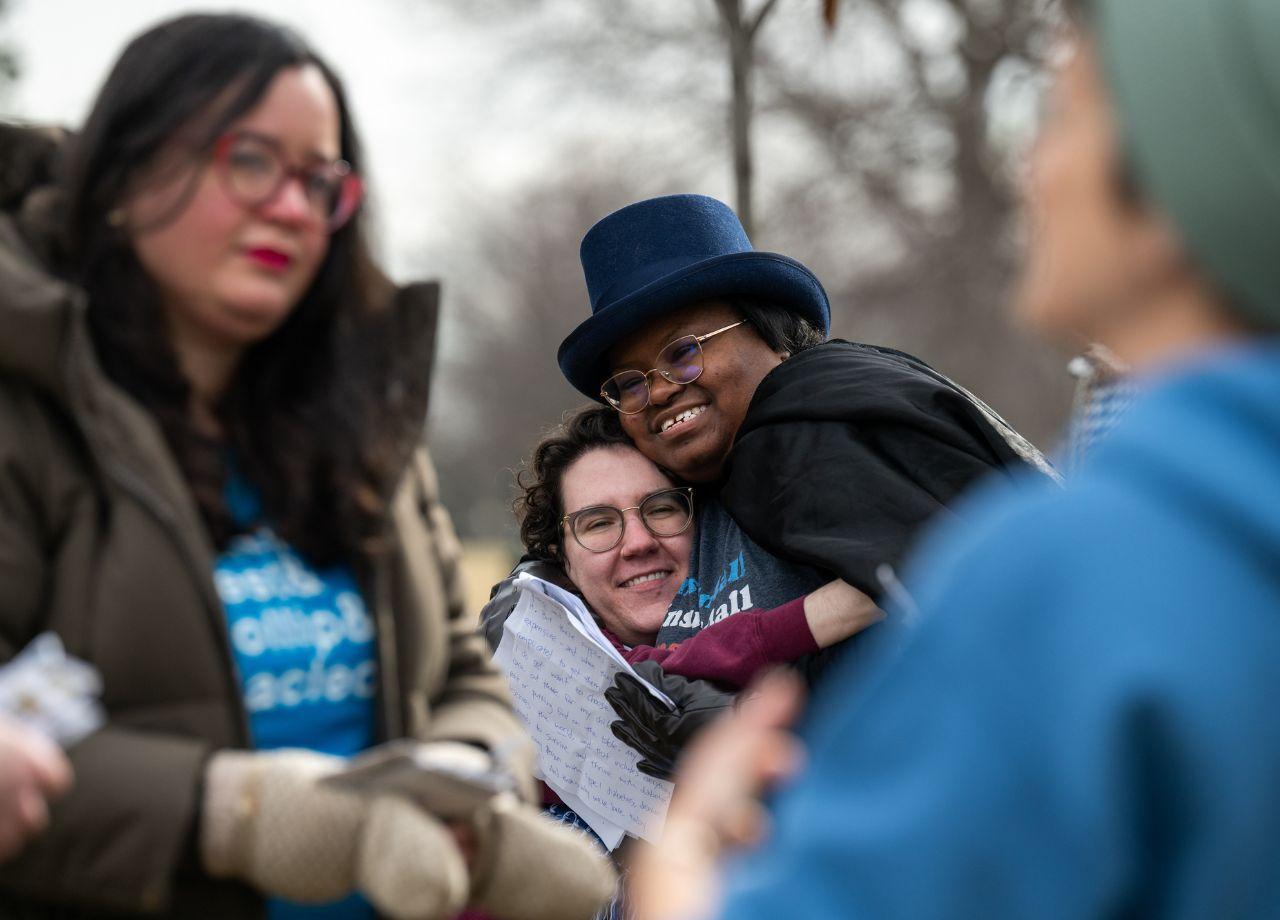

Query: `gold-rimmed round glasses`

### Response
(600, 321, 744, 415)
(561, 487, 695, 553)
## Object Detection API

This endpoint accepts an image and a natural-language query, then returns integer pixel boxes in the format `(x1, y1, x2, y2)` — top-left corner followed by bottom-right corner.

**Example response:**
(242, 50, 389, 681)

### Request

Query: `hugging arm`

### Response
(608, 580, 881, 779)
(626, 579, 882, 688)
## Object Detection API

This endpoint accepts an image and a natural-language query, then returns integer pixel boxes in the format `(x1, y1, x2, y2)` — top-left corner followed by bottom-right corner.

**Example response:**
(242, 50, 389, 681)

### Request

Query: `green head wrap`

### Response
(1093, 0, 1280, 328)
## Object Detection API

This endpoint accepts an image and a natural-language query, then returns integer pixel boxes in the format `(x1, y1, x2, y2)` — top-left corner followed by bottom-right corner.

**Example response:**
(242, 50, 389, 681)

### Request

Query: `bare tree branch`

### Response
(748, 0, 783, 39)
(823, 0, 840, 30)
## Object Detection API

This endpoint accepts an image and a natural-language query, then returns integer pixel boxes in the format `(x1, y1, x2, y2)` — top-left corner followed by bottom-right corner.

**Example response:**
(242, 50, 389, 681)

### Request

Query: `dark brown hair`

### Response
(734, 299, 828, 355)
(63, 13, 397, 565)
(515, 405, 632, 562)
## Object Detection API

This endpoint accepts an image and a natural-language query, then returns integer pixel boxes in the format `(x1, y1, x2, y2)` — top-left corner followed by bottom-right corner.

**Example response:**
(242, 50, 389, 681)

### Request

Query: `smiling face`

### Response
(124, 64, 340, 357)
(607, 301, 785, 483)
(560, 445, 694, 646)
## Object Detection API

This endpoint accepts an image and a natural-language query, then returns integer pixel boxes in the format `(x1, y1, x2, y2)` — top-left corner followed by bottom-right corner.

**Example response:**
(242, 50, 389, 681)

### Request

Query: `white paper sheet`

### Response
(0, 633, 104, 746)
(493, 575, 675, 849)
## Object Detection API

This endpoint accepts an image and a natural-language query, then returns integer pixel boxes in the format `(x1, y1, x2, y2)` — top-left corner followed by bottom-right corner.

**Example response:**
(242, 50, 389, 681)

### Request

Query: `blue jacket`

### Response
(718, 341, 1280, 919)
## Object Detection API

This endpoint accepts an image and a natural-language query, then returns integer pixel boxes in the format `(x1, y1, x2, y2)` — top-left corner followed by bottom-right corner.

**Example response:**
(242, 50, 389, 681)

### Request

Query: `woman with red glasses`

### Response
(0, 13, 612, 920)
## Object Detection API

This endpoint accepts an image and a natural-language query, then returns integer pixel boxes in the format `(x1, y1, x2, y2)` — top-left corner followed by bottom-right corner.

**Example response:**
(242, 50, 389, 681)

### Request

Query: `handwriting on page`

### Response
(495, 588, 672, 847)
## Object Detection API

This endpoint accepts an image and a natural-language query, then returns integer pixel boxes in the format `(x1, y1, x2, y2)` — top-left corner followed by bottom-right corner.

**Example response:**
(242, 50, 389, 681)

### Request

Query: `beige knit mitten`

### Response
(355, 796, 470, 920)
(201, 749, 365, 903)
(468, 795, 618, 920)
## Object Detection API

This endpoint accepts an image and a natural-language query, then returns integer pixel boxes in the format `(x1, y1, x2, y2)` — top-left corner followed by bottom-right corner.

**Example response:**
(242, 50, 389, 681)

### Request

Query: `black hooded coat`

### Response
(718, 339, 1050, 602)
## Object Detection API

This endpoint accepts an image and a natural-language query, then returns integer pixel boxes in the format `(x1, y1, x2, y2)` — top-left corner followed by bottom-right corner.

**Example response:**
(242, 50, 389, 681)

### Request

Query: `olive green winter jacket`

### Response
(0, 125, 529, 918)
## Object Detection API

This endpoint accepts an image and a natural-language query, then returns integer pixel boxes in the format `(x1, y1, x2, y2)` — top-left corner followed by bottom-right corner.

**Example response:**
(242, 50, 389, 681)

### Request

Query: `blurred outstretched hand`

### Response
(630, 669, 805, 920)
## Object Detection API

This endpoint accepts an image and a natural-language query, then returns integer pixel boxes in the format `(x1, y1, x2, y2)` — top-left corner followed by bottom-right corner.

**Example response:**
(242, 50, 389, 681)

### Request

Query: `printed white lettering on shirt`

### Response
(243, 659, 377, 712)
(228, 592, 372, 660)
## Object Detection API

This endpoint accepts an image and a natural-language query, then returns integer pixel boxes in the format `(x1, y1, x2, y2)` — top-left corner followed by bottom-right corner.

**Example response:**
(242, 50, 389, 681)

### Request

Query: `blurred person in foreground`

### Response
(632, 0, 1280, 917)
(0, 14, 612, 919)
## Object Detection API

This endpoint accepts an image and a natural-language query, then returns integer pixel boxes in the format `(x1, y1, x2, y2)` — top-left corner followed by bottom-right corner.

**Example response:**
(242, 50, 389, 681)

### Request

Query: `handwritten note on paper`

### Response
(493, 578, 674, 849)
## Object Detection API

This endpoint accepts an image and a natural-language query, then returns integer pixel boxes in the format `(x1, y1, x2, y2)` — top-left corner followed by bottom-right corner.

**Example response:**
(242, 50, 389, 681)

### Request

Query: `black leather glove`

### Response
(605, 661, 735, 780)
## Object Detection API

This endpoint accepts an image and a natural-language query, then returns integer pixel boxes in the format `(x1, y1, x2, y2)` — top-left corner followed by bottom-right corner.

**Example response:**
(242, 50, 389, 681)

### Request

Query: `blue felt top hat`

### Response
(557, 194, 831, 400)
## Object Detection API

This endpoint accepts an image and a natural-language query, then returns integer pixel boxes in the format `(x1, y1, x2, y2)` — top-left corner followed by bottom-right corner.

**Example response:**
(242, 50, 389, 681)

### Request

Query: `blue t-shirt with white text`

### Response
(215, 472, 377, 919)
(656, 494, 826, 648)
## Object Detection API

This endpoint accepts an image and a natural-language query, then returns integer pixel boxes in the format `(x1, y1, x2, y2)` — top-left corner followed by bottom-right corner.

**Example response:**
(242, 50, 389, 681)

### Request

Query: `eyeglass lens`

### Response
(217, 134, 358, 229)
(602, 336, 704, 414)
(571, 489, 693, 552)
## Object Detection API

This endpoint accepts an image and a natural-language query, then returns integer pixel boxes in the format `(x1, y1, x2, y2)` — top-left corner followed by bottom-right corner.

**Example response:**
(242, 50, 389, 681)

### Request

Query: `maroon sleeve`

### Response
(618, 596, 818, 690)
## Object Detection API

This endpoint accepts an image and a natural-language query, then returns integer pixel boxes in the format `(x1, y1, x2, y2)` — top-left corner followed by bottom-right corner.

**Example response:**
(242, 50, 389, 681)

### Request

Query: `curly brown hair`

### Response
(515, 405, 633, 562)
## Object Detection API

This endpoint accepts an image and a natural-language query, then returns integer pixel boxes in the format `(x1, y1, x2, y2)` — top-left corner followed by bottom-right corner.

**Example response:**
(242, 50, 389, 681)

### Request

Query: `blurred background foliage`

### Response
(0, 1, 18, 97)
(422, 0, 1072, 545)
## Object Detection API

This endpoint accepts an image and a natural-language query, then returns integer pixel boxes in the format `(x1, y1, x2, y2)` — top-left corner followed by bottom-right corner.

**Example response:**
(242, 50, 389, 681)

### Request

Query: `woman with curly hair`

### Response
(479, 405, 881, 918)
(483, 406, 882, 764)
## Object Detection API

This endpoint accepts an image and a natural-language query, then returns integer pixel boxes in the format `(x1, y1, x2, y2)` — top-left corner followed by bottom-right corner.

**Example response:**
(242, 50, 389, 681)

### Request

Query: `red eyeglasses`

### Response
(212, 131, 364, 232)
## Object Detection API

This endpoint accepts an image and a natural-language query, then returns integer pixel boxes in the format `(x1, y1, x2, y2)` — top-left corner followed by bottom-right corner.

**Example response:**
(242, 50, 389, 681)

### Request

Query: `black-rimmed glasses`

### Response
(213, 131, 364, 232)
(561, 487, 695, 553)
(600, 321, 744, 415)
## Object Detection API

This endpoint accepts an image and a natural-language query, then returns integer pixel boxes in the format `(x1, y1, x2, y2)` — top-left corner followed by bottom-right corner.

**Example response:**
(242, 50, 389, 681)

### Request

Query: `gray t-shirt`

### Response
(656, 493, 827, 647)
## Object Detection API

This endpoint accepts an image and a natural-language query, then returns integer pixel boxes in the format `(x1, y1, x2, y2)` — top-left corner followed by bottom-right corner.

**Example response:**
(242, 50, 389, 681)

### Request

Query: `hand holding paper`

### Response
(492, 574, 674, 850)
(324, 739, 513, 820)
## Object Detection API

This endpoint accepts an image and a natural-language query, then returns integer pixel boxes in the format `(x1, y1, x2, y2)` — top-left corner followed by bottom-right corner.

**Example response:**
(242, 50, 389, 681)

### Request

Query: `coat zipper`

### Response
(373, 554, 404, 741)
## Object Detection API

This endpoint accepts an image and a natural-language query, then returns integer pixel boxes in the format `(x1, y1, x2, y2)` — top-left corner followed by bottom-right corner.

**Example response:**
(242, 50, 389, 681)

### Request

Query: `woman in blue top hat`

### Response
(555, 192, 1052, 758)
(633, 0, 1280, 916)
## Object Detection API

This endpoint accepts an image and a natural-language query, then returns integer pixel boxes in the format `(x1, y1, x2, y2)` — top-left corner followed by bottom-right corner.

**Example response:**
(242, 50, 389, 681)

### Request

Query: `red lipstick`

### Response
(246, 247, 291, 270)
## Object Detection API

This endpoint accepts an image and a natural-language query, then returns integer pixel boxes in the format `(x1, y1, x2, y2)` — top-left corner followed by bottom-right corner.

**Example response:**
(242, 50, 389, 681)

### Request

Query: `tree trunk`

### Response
(717, 0, 756, 236)
(729, 32, 754, 236)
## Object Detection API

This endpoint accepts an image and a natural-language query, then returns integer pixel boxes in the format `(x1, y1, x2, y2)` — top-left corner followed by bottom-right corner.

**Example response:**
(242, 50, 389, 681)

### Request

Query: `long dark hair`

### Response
(515, 406, 632, 563)
(62, 13, 399, 565)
